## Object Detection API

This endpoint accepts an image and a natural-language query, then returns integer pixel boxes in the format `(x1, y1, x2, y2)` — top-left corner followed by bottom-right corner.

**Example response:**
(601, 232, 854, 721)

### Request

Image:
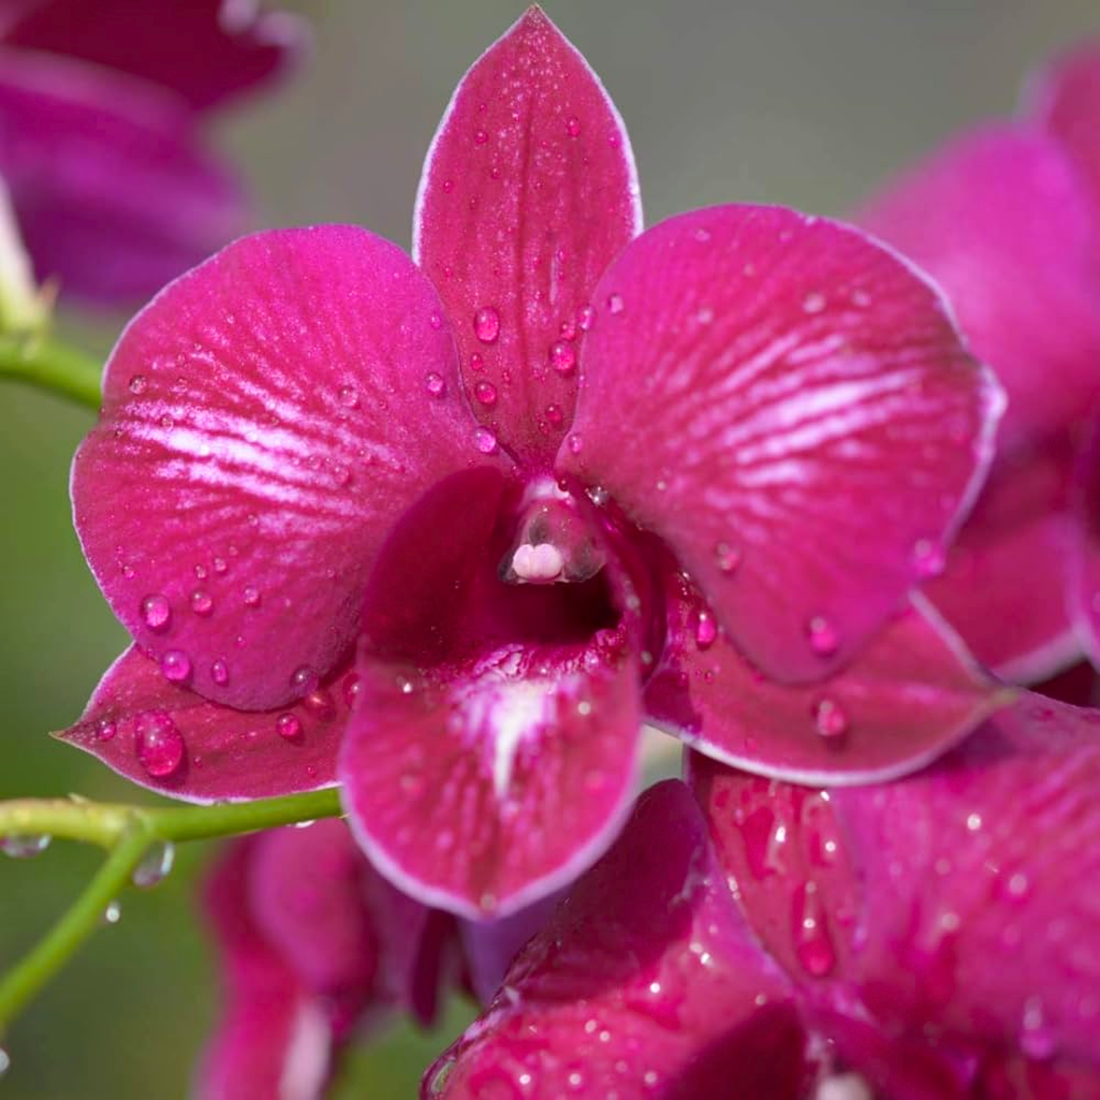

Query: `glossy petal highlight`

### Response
(415, 6, 641, 467)
(72, 226, 487, 710)
(563, 204, 1001, 684)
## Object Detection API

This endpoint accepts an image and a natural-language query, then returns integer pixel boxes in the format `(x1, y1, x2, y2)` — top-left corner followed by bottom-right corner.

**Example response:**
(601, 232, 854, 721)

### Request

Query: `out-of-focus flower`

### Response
(859, 40, 1100, 684)
(0, 0, 307, 304)
(62, 8, 1004, 921)
(199, 817, 558, 1099)
(0, 176, 46, 331)
(428, 695, 1100, 1098)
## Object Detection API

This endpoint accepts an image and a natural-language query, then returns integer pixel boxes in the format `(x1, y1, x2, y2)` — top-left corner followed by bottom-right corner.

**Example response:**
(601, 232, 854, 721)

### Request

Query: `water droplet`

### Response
(132, 840, 175, 888)
(813, 698, 849, 739)
(95, 718, 117, 742)
(577, 304, 595, 331)
(793, 882, 836, 976)
(425, 371, 446, 397)
(190, 590, 213, 616)
(606, 292, 624, 315)
(966, 812, 982, 831)
(342, 673, 362, 707)
(290, 666, 318, 695)
(135, 712, 185, 777)
(304, 689, 335, 720)
(128, 375, 147, 395)
(565, 115, 581, 137)
(212, 556, 228, 575)
(560, 318, 577, 340)
(473, 427, 498, 454)
(715, 542, 741, 574)
(242, 585, 261, 608)
(0, 1048, 9, 1078)
(911, 537, 946, 578)
(428, 312, 443, 330)
(567, 433, 583, 455)
(549, 341, 576, 374)
(694, 611, 717, 650)
(160, 650, 192, 684)
(1, 834, 51, 859)
(337, 385, 359, 409)
(806, 616, 839, 657)
(194, 564, 209, 580)
(802, 292, 826, 314)
(473, 306, 501, 344)
(103, 899, 121, 924)
(474, 127, 489, 145)
(140, 594, 171, 632)
(442, 178, 454, 194)
(474, 380, 498, 406)
(469, 352, 484, 372)
(276, 713, 302, 739)
(545, 403, 564, 427)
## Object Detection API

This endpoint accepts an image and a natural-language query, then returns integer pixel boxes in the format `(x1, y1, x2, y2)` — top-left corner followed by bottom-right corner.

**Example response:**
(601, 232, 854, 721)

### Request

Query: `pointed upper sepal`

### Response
(415, 6, 642, 467)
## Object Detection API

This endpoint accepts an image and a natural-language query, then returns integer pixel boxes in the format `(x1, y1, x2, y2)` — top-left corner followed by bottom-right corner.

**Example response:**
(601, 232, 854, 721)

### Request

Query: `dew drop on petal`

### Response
(212, 556, 228, 575)
(567, 433, 583, 455)
(135, 712, 185, 777)
(342, 673, 362, 708)
(290, 666, 318, 695)
(304, 689, 336, 720)
(1, 834, 51, 859)
(128, 374, 147, 395)
(793, 881, 836, 977)
(425, 371, 446, 397)
(565, 114, 581, 137)
(140, 594, 171, 631)
(607, 292, 624, 315)
(428, 312, 443, 331)
(812, 698, 849, 739)
(211, 658, 230, 686)
(577, 304, 595, 331)
(276, 713, 302, 739)
(715, 542, 741, 574)
(473, 427, 498, 455)
(337, 385, 359, 409)
(95, 718, 117, 742)
(474, 380, 498, 406)
(549, 341, 577, 374)
(911, 537, 946, 578)
(545, 403, 564, 427)
(474, 127, 489, 145)
(189, 590, 213, 616)
(694, 611, 717, 650)
(160, 650, 192, 684)
(806, 616, 839, 657)
(473, 306, 501, 344)
(469, 352, 484, 372)
(242, 585, 261, 608)
(132, 840, 175, 888)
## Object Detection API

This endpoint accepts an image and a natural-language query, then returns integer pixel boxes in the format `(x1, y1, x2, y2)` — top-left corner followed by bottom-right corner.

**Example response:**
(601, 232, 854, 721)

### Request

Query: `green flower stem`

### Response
(0, 786, 344, 1033)
(0, 332, 102, 409)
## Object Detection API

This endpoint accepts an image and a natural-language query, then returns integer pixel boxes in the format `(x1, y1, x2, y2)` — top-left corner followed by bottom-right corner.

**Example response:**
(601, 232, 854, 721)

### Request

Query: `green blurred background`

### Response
(1, 1, 1096, 1096)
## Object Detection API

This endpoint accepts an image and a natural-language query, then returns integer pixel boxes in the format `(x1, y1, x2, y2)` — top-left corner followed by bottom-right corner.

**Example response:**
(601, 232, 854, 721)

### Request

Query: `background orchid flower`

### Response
(428, 695, 1100, 1098)
(59, 7, 1006, 922)
(199, 818, 557, 1100)
(0, 0, 307, 304)
(859, 39, 1100, 687)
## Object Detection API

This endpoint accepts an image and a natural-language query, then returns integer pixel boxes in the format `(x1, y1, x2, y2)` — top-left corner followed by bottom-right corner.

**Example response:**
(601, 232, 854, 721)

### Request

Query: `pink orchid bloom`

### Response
(428, 695, 1100, 1098)
(200, 818, 556, 1099)
(0, 0, 307, 303)
(858, 39, 1100, 685)
(61, 8, 1005, 919)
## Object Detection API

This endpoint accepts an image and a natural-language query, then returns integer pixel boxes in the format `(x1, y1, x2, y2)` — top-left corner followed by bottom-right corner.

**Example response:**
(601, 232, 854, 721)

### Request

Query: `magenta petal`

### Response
(648, 567, 1009, 783)
(414, 7, 641, 467)
(0, 50, 245, 302)
(4, 0, 307, 112)
(1070, 419, 1100, 668)
(1030, 40, 1100, 225)
(831, 695, 1100, 1065)
(339, 636, 642, 920)
(924, 440, 1081, 681)
(199, 840, 332, 1100)
(859, 125, 1100, 453)
(561, 204, 1000, 683)
(248, 821, 378, 1032)
(424, 781, 808, 1100)
(58, 645, 351, 801)
(73, 226, 490, 710)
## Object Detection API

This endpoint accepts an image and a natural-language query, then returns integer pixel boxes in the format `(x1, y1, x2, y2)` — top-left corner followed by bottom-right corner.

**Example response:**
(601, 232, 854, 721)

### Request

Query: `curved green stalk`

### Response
(0, 332, 102, 409)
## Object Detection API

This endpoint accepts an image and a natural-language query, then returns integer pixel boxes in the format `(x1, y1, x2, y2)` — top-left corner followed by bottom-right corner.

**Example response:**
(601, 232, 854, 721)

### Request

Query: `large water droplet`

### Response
(290, 666, 318, 694)
(132, 840, 175, 888)
(474, 380, 498, 406)
(806, 616, 839, 657)
(549, 341, 576, 375)
(473, 427, 498, 455)
(211, 658, 230, 686)
(694, 610, 717, 650)
(1, 834, 51, 859)
(812, 698, 849, 739)
(190, 590, 213, 616)
(135, 712, 185, 777)
(276, 713, 302, 739)
(160, 650, 192, 684)
(473, 306, 501, 344)
(95, 718, 117, 742)
(103, 899, 122, 924)
(140, 594, 171, 632)
(425, 371, 446, 397)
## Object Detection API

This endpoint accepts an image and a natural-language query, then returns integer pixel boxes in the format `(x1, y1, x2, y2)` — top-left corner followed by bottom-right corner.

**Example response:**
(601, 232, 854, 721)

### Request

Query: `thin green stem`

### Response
(0, 332, 102, 409)
(0, 786, 344, 1034)
(0, 827, 150, 1031)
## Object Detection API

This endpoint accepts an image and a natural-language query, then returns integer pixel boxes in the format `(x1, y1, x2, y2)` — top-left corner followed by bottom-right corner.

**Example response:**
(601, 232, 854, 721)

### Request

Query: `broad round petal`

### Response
(4, 0, 307, 111)
(560, 205, 1001, 684)
(859, 126, 1100, 452)
(414, 7, 642, 468)
(922, 439, 1081, 682)
(832, 695, 1100, 1067)
(424, 781, 809, 1100)
(0, 48, 244, 302)
(72, 226, 491, 710)
(1070, 419, 1100, 668)
(58, 645, 353, 801)
(648, 564, 1009, 783)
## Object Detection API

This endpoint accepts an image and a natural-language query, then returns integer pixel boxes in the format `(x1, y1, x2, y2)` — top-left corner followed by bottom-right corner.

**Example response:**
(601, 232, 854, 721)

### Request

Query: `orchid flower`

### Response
(428, 696, 1100, 1098)
(200, 819, 557, 1099)
(859, 39, 1100, 686)
(0, 0, 307, 304)
(60, 7, 1006, 921)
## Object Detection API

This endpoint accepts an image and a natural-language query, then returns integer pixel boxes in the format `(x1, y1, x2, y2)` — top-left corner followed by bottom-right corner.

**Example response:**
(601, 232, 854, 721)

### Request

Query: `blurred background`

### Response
(1, 1, 1096, 1095)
